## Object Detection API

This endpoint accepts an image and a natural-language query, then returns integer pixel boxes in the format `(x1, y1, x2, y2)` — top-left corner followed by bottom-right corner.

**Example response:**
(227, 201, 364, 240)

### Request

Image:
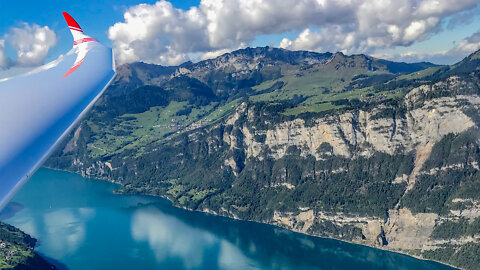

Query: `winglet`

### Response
(62, 12, 82, 32)
(62, 12, 99, 78)
(62, 12, 97, 46)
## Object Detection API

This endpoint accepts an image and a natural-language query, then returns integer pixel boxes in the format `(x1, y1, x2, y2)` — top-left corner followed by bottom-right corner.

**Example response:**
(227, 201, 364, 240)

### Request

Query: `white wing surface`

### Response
(0, 12, 116, 209)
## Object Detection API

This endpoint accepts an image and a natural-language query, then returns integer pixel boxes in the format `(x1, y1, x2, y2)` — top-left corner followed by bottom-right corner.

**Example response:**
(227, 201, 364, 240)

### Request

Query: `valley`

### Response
(45, 47, 480, 269)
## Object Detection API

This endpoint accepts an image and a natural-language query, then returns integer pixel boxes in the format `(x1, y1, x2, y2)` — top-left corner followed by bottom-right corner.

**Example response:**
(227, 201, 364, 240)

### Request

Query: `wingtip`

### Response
(63, 12, 82, 32)
(63, 12, 99, 47)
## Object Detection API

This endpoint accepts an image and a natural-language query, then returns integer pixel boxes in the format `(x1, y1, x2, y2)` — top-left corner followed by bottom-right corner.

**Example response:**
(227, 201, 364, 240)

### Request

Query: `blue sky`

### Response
(0, 0, 479, 68)
(0, 0, 200, 62)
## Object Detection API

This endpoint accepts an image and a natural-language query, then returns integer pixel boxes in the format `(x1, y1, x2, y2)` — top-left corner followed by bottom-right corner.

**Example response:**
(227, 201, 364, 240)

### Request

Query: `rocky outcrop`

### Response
(272, 209, 315, 233)
(215, 76, 480, 262)
(229, 94, 477, 161)
(269, 208, 440, 251)
(46, 46, 480, 269)
(63, 125, 82, 154)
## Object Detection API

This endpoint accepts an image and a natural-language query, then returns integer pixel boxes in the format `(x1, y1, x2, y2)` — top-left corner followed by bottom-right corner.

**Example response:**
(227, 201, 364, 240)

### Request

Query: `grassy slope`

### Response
(45, 49, 480, 270)
(250, 55, 411, 115)
(0, 222, 55, 269)
(87, 97, 243, 159)
(83, 52, 437, 161)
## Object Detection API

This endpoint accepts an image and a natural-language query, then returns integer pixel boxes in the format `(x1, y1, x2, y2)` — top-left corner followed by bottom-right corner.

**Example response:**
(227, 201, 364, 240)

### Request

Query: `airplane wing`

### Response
(0, 12, 116, 209)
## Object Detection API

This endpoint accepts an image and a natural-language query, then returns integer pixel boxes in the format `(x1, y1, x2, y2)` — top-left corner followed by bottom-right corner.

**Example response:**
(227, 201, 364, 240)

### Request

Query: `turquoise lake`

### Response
(1, 168, 453, 270)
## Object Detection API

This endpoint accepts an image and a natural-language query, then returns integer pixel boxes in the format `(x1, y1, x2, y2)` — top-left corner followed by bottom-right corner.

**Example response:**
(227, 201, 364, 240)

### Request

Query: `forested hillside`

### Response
(0, 222, 56, 270)
(46, 47, 480, 269)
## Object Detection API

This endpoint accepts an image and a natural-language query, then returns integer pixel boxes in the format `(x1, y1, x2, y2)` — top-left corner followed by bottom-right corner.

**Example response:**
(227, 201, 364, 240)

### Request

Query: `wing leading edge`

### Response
(0, 13, 116, 209)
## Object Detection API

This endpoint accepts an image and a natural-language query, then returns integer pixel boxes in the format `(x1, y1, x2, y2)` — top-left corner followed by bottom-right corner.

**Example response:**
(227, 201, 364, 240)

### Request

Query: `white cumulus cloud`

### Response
(6, 23, 57, 67)
(454, 31, 480, 54)
(371, 31, 480, 65)
(109, 0, 479, 65)
(108, 1, 209, 65)
(280, 0, 477, 54)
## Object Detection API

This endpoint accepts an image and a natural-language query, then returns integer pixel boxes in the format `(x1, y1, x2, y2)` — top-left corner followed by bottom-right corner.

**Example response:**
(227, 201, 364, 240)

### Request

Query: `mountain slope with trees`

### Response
(46, 47, 480, 269)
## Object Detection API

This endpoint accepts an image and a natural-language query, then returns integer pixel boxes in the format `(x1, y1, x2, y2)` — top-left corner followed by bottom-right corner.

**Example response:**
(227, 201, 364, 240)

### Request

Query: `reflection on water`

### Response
(0, 202, 23, 220)
(1, 168, 453, 270)
(131, 208, 257, 269)
(7, 207, 95, 259)
(42, 208, 92, 257)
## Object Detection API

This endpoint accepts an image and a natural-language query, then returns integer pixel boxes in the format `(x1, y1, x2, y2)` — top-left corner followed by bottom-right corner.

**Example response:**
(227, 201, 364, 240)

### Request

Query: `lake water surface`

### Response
(1, 168, 453, 270)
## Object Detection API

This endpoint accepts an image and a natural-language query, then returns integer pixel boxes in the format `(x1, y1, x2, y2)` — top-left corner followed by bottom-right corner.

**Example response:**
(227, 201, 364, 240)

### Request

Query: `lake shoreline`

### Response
(41, 166, 460, 270)
(173, 203, 461, 270)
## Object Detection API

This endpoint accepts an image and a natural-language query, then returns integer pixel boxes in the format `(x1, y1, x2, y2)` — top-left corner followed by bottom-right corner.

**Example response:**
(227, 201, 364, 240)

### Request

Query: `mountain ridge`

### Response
(46, 47, 480, 269)
(113, 46, 438, 89)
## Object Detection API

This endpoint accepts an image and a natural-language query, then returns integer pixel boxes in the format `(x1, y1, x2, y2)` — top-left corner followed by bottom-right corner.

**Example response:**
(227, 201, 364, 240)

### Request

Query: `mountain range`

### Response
(46, 46, 480, 269)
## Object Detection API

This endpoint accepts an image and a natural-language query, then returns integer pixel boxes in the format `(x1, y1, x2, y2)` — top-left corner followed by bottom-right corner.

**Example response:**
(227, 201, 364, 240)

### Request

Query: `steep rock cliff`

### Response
(45, 48, 480, 269)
